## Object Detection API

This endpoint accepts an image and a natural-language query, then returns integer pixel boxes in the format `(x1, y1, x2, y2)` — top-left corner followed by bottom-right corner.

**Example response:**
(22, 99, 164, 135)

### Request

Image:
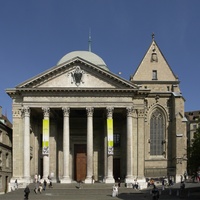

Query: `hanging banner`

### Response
(107, 118, 114, 155)
(42, 119, 49, 155)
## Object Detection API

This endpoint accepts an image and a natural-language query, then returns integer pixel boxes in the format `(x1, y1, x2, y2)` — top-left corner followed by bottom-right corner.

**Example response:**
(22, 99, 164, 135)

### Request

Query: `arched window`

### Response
(150, 109, 165, 155)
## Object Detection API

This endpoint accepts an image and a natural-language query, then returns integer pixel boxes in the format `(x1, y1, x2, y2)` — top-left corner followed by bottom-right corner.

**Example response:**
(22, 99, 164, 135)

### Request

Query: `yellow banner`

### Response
(42, 119, 49, 155)
(107, 119, 113, 155)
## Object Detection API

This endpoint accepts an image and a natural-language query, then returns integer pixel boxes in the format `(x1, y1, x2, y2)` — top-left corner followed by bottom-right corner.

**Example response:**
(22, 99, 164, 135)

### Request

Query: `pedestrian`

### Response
(180, 181, 185, 190)
(92, 175, 95, 184)
(147, 179, 151, 187)
(133, 179, 139, 189)
(34, 174, 38, 183)
(169, 176, 173, 186)
(197, 170, 200, 182)
(48, 176, 53, 188)
(43, 179, 47, 191)
(152, 184, 159, 200)
(118, 177, 121, 187)
(15, 179, 18, 189)
(34, 181, 39, 194)
(180, 181, 185, 197)
(24, 185, 30, 199)
(38, 182, 43, 194)
(184, 171, 187, 181)
(162, 179, 165, 190)
(112, 184, 118, 197)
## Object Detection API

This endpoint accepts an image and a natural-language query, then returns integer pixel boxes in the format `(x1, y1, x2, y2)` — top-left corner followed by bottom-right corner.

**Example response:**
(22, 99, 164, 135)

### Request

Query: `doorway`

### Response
(74, 144, 87, 181)
(113, 158, 120, 181)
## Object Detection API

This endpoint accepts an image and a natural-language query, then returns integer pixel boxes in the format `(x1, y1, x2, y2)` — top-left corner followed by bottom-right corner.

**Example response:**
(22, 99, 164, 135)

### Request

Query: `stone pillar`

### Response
(137, 109, 146, 188)
(42, 107, 50, 180)
(85, 107, 94, 183)
(105, 107, 115, 183)
(125, 107, 134, 183)
(132, 110, 138, 178)
(60, 107, 71, 183)
(23, 106, 31, 182)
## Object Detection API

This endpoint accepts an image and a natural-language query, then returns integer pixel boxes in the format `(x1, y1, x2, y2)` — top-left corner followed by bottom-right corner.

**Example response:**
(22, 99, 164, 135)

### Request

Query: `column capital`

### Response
(21, 106, 30, 117)
(42, 107, 50, 118)
(106, 107, 114, 118)
(62, 107, 70, 117)
(126, 106, 134, 117)
(86, 107, 94, 117)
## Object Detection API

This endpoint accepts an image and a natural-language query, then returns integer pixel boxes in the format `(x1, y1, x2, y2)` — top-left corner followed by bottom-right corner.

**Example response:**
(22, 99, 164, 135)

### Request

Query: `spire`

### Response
(88, 29, 92, 52)
(152, 32, 155, 40)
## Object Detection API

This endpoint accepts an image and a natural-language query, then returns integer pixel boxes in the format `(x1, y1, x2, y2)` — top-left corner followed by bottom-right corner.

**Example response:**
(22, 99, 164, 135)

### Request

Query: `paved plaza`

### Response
(2, 182, 200, 200)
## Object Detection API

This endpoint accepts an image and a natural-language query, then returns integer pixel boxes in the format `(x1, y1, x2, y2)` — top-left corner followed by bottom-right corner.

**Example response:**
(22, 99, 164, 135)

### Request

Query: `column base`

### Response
(136, 177, 147, 189)
(104, 176, 115, 184)
(60, 177, 72, 183)
(125, 176, 134, 184)
(85, 177, 92, 184)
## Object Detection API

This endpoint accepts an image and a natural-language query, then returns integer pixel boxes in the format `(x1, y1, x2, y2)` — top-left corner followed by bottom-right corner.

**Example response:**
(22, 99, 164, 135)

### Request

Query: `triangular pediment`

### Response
(131, 40, 179, 83)
(17, 57, 138, 90)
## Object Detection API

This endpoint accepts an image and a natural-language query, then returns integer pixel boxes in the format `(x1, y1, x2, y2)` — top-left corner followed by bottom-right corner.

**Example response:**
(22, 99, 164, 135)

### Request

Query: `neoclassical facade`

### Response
(6, 37, 187, 188)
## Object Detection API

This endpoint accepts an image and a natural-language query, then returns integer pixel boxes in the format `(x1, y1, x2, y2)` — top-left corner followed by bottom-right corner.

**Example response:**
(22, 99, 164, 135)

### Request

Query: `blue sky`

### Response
(0, 0, 200, 121)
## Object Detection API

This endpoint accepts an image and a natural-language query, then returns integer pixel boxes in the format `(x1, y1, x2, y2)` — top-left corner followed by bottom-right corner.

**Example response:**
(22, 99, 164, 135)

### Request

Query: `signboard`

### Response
(107, 119, 114, 155)
(42, 119, 49, 155)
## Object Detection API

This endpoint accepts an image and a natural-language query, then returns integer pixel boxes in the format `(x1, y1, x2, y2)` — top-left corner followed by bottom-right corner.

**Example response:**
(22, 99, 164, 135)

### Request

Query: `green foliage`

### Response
(187, 125, 200, 173)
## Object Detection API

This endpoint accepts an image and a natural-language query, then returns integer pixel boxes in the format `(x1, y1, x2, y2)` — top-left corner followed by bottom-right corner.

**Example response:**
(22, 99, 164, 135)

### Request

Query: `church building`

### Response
(6, 36, 187, 188)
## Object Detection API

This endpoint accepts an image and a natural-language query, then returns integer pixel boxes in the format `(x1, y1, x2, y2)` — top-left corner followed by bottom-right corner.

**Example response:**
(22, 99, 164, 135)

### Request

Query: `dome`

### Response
(57, 51, 109, 71)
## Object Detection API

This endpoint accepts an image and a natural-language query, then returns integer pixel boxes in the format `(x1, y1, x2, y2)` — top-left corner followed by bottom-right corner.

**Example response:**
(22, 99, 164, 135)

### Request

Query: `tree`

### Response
(187, 124, 200, 174)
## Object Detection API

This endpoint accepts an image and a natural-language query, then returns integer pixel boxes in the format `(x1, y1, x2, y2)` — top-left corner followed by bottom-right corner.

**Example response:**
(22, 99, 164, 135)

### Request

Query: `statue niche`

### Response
(71, 66, 84, 86)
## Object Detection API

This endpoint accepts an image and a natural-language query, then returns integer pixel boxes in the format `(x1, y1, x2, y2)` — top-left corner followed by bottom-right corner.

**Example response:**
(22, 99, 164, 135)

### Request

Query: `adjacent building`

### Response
(0, 106, 12, 193)
(185, 110, 200, 147)
(6, 36, 187, 188)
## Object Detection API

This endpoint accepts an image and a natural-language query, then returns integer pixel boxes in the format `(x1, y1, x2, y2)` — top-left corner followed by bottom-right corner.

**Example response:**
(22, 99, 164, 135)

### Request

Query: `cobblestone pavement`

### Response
(1, 182, 200, 200)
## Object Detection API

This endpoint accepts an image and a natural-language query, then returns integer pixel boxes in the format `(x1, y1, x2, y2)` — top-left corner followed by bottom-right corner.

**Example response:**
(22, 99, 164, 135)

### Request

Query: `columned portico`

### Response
(85, 107, 94, 183)
(105, 107, 115, 183)
(60, 107, 71, 183)
(125, 106, 134, 183)
(42, 107, 50, 180)
(6, 39, 186, 189)
(23, 106, 31, 182)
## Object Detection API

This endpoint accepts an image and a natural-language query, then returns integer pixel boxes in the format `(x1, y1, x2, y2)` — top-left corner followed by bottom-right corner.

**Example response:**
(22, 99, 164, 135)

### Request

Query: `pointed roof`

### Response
(131, 35, 179, 83)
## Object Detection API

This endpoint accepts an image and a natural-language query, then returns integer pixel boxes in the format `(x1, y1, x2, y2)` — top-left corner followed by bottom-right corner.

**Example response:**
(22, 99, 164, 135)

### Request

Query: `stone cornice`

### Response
(6, 87, 150, 97)
(132, 80, 180, 84)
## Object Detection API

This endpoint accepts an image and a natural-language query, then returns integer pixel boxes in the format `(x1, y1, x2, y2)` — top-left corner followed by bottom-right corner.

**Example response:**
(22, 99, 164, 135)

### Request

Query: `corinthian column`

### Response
(42, 107, 50, 180)
(22, 106, 31, 182)
(137, 109, 145, 178)
(125, 107, 134, 183)
(105, 107, 115, 183)
(85, 107, 94, 183)
(61, 107, 71, 183)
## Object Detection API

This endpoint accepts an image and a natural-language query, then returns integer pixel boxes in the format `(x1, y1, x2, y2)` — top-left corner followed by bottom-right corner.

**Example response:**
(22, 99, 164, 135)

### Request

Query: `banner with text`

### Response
(107, 118, 114, 155)
(42, 119, 49, 155)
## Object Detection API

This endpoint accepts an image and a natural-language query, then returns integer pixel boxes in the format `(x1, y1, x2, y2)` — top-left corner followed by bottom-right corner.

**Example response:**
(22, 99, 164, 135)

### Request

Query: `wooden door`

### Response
(74, 144, 87, 181)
